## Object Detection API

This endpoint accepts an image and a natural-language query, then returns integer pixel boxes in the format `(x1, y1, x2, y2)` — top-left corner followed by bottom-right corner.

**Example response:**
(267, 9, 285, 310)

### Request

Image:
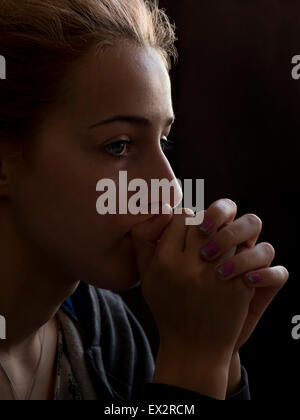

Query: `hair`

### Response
(0, 0, 178, 146)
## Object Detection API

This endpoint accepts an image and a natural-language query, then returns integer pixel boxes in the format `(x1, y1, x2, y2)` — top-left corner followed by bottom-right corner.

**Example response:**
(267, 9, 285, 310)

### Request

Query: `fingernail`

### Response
(247, 273, 262, 284)
(216, 262, 234, 278)
(199, 217, 214, 233)
(200, 241, 219, 258)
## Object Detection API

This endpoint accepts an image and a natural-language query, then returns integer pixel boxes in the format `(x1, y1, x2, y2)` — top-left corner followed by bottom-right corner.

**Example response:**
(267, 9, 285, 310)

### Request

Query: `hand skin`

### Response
(134, 199, 288, 399)
(131, 204, 251, 400)
(195, 199, 289, 396)
(152, 345, 231, 400)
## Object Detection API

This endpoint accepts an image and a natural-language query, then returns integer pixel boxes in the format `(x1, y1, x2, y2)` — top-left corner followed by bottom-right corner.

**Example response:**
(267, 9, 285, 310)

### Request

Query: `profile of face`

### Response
(6, 40, 182, 292)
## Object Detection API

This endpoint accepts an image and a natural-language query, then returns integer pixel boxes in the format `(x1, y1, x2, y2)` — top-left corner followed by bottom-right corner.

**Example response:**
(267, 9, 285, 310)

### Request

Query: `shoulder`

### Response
(66, 283, 155, 399)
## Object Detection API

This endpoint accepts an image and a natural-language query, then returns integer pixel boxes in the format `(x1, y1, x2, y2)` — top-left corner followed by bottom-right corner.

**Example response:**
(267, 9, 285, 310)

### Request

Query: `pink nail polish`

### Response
(247, 273, 262, 284)
(216, 262, 234, 277)
(199, 217, 214, 233)
(200, 241, 219, 258)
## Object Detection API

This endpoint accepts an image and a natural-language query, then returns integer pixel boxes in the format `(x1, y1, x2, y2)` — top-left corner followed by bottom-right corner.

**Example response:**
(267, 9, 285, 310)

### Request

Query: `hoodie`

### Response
(60, 281, 251, 401)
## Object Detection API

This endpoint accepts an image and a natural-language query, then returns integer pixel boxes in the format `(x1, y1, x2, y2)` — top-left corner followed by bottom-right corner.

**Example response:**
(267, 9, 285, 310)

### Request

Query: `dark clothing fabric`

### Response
(60, 281, 251, 401)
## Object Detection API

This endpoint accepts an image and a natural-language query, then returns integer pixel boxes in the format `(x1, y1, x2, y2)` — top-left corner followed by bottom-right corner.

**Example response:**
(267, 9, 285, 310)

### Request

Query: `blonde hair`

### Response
(0, 0, 178, 144)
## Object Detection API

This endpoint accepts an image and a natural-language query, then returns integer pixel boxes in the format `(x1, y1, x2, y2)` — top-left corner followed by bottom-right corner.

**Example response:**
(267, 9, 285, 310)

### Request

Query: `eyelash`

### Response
(104, 137, 175, 160)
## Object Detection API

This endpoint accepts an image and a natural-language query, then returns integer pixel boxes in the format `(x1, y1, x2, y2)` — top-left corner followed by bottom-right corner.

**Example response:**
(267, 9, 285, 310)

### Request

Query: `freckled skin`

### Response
(7, 40, 181, 292)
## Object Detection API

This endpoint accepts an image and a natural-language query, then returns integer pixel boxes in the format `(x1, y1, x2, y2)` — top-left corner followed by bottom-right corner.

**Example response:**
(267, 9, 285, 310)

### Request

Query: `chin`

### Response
(78, 263, 140, 293)
(110, 280, 141, 293)
(73, 236, 140, 291)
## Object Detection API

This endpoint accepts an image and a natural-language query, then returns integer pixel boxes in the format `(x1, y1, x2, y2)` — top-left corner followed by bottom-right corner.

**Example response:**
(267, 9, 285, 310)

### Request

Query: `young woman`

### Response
(0, 0, 289, 400)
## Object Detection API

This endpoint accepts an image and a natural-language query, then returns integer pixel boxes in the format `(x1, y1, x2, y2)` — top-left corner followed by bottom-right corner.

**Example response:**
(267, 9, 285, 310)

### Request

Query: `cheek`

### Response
(13, 151, 107, 250)
(11, 144, 148, 288)
(13, 150, 137, 263)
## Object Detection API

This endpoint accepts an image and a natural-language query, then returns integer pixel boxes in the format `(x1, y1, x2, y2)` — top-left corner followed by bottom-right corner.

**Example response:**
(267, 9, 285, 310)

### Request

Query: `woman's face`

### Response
(8, 41, 181, 291)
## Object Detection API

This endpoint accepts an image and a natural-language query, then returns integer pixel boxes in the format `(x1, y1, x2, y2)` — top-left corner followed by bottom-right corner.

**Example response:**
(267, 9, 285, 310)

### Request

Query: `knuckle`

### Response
(246, 213, 262, 231)
(222, 198, 237, 208)
(155, 252, 173, 272)
(223, 198, 238, 214)
(224, 224, 237, 243)
(279, 265, 290, 282)
(211, 197, 236, 213)
(216, 198, 237, 212)
(261, 242, 275, 260)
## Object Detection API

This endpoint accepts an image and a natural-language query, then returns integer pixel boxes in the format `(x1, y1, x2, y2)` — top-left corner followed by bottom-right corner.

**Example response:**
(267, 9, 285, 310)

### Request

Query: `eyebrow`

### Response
(88, 114, 176, 130)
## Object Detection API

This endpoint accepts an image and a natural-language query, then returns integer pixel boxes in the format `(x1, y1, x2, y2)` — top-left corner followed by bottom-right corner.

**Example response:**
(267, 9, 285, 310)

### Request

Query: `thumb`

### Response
(129, 204, 173, 276)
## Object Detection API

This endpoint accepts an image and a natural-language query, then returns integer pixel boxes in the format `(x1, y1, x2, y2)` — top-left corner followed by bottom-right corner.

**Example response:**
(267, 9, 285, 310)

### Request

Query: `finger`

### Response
(157, 207, 195, 256)
(214, 242, 275, 281)
(185, 198, 237, 252)
(233, 266, 289, 353)
(195, 198, 238, 236)
(208, 221, 237, 264)
(200, 213, 262, 261)
(243, 265, 289, 289)
(234, 266, 290, 346)
(184, 223, 211, 258)
(185, 224, 238, 261)
(236, 216, 262, 253)
(129, 204, 173, 275)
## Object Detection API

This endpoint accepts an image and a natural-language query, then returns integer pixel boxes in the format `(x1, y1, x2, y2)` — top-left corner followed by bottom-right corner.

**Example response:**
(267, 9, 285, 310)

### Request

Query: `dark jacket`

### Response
(61, 281, 251, 401)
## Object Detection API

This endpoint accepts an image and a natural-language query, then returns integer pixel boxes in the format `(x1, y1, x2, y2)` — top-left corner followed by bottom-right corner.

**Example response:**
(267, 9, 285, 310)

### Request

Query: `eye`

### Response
(160, 136, 175, 153)
(103, 136, 175, 160)
(104, 139, 132, 159)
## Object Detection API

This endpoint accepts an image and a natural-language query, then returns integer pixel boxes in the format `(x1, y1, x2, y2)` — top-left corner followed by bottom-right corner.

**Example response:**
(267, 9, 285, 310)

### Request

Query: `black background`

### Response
(120, 0, 299, 400)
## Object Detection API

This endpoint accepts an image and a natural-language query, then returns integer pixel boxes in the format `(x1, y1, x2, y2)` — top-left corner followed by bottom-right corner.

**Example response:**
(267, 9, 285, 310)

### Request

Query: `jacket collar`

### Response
(61, 282, 116, 401)
(61, 282, 101, 348)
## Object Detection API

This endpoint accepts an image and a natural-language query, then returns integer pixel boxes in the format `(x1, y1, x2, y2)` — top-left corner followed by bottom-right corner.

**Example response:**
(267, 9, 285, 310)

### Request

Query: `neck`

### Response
(0, 204, 79, 355)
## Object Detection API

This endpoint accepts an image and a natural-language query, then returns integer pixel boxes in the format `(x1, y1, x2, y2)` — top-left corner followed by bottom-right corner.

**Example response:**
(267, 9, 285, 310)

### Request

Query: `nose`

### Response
(143, 148, 183, 211)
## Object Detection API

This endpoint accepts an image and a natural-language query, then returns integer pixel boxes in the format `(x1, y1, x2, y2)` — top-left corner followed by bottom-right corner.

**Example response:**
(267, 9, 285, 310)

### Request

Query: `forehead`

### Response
(65, 41, 173, 126)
